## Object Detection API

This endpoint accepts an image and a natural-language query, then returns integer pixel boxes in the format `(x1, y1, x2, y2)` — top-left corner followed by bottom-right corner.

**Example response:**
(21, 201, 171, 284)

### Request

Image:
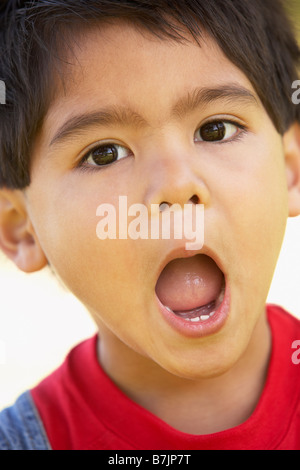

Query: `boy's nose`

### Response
(141, 145, 211, 210)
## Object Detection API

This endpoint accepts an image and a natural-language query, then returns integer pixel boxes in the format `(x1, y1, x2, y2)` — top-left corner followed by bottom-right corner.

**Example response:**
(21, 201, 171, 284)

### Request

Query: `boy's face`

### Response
(25, 22, 290, 378)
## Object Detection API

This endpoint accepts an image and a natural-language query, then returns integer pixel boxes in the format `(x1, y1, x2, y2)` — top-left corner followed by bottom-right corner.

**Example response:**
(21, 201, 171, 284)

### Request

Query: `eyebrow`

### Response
(49, 84, 259, 148)
(172, 85, 259, 118)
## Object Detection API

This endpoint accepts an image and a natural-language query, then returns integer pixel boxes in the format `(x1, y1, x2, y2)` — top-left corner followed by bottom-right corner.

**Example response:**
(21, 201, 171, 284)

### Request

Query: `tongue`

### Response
(156, 254, 223, 312)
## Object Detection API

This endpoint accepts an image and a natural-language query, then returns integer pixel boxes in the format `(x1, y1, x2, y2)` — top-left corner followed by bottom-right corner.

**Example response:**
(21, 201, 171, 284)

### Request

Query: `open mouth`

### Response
(155, 254, 226, 323)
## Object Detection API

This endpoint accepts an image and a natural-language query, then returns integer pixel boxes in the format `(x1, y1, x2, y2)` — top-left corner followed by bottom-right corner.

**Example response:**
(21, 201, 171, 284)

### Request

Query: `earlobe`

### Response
(283, 123, 300, 218)
(0, 189, 48, 272)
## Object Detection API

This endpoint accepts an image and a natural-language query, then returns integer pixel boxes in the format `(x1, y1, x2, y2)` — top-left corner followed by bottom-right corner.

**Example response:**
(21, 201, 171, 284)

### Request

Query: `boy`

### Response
(0, 0, 300, 450)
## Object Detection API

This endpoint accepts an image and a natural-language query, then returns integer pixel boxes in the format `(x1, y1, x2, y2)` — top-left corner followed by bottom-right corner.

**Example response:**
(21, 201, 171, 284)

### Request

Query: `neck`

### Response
(97, 314, 271, 435)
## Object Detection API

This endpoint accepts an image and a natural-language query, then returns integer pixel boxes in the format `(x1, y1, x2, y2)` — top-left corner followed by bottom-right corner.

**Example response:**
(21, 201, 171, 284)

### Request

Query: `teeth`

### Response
(164, 291, 223, 322)
(190, 316, 200, 322)
(200, 314, 210, 321)
(184, 313, 214, 322)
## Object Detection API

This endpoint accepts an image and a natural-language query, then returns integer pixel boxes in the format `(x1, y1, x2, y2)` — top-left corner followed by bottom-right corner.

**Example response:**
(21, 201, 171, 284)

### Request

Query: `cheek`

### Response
(219, 139, 288, 288)
(244, 144, 288, 245)
(28, 174, 112, 289)
(28, 179, 149, 312)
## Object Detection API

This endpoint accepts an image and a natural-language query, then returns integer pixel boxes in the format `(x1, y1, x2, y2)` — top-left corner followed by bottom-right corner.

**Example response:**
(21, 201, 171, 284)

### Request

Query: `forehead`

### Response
(41, 21, 260, 144)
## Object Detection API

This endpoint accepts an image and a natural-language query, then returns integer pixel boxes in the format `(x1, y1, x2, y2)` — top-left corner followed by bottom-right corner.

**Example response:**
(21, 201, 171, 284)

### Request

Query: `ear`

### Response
(283, 123, 300, 218)
(0, 189, 48, 272)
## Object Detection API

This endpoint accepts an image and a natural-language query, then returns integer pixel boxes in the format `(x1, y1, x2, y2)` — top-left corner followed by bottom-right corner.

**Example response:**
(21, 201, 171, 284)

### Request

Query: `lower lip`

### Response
(156, 281, 230, 339)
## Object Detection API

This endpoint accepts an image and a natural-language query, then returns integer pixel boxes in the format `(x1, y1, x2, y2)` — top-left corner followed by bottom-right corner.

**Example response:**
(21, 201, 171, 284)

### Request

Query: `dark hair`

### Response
(0, 0, 300, 189)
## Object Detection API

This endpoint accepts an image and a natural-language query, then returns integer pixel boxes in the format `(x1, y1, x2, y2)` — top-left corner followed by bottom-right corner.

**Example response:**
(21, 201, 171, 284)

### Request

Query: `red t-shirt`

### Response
(31, 305, 300, 450)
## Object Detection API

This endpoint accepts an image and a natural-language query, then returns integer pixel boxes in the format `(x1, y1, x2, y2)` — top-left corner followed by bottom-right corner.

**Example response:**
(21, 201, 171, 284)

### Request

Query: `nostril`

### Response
(159, 202, 170, 212)
(190, 194, 199, 204)
(159, 195, 199, 211)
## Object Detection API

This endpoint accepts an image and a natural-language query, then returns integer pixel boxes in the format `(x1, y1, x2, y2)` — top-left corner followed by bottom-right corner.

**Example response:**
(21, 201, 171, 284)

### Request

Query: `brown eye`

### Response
(83, 143, 131, 167)
(200, 121, 226, 141)
(195, 120, 241, 143)
(89, 145, 118, 165)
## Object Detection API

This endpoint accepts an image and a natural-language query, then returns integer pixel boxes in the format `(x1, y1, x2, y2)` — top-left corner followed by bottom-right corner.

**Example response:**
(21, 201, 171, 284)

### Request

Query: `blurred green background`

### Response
(286, 0, 300, 40)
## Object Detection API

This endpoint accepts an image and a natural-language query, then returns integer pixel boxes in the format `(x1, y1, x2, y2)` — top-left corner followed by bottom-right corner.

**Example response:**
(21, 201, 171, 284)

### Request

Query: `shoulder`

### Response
(0, 391, 51, 450)
(267, 304, 300, 366)
(267, 304, 300, 334)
